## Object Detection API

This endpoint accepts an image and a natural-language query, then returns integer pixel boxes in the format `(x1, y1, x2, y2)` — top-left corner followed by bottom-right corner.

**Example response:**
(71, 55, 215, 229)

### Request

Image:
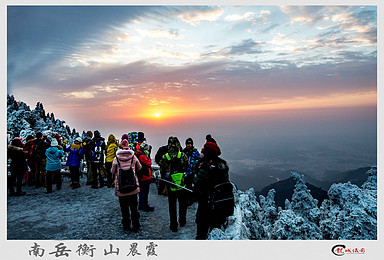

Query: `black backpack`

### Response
(211, 181, 235, 218)
(209, 160, 235, 218)
(116, 156, 137, 193)
(92, 141, 103, 163)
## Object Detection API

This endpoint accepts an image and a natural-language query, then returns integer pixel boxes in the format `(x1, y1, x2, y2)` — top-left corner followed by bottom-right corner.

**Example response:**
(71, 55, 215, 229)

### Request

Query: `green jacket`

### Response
(159, 148, 189, 174)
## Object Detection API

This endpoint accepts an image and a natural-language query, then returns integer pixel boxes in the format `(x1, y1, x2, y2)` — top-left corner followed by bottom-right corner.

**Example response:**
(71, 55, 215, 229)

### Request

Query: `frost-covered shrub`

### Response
(362, 167, 377, 199)
(271, 210, 322, 239)
(319, 171, 377, 240)
(208, 228, 228, 240)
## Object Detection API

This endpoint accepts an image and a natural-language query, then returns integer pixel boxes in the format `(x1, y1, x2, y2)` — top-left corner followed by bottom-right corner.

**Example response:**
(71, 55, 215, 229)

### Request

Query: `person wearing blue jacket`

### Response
(45, 138, 64, 193)
(64, 137, 84, 189)
(183, 138, 200, 190)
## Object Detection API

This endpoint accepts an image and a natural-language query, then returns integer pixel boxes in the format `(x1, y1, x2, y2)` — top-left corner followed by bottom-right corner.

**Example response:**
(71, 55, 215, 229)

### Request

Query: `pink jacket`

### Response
(111, 149, 142, 197)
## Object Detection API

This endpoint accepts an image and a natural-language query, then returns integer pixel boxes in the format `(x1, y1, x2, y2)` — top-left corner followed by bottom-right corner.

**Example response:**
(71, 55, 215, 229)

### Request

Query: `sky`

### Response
(7, 6, 377, 189)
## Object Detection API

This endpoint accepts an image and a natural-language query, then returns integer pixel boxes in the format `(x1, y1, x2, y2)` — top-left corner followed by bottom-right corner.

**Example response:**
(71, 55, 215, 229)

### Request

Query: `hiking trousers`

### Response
(9, 169, 24, 195)
(46, 170, 62, 193)
(35, 158, 47, 187)
(105, 162, 113, 187)
(86, 159, 93, 185)
(195, 201, 226, 239)
(119, 194, 140, 230)
(27, 159, 36, 186)
(139, 180, 151, 209)
(69, 167, 80, 185)
(168, 189, 188, 229)
(91, 163, 104, 188)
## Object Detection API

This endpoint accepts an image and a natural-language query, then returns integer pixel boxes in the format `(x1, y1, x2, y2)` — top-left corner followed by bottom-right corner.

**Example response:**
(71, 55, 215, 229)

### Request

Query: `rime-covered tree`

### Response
(319, 169, 377, 240)
(271, 172, 322, 239)
(211, 169, 377, 240)
(7, 95, 77, 143)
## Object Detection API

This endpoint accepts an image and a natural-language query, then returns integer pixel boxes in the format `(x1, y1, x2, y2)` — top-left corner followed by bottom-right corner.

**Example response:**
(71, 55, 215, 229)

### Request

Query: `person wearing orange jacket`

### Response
(135, 142, 154, 212)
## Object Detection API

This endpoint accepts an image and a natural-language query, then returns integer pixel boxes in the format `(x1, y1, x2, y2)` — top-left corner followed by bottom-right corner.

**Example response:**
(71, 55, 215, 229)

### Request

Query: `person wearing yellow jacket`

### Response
(105, 134, 118, 188)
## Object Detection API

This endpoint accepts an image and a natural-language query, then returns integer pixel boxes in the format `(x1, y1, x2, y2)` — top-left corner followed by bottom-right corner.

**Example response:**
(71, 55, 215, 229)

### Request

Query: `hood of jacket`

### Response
(167, 136, 182, 155)
(46, 146, 59, 154)
(116, 149, 134, 162)
(107, 134, 117, 146)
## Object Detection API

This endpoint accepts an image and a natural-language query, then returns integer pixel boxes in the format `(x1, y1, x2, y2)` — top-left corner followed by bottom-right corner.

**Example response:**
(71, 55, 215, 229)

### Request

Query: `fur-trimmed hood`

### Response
(116, 149, 135, 162)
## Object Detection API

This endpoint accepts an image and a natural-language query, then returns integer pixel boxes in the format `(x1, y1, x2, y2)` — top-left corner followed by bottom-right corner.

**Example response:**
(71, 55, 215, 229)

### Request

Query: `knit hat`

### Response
(121, 134, 129, 140)
(205, 134, 217, 144)
(138, 132, 145, 142)
(121, 139, 129, 150)
(75, 137, 82, 143)
(51, 139, 59, 147)
(201, 142, 221, 158)
(185, 138, 193, 145)
(94, 130, 101, 138)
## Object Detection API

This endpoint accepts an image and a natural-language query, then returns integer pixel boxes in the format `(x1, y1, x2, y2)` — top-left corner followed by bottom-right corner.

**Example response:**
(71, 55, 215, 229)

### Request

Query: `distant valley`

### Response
(230, 166, 373, 193)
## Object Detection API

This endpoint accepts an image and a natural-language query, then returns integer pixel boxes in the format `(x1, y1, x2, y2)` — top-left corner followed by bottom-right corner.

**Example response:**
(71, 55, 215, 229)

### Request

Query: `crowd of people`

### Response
(7, 130, 232, 240)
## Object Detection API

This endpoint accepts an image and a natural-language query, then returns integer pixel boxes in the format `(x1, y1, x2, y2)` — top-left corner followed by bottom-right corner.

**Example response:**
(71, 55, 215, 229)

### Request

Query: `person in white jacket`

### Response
(111, 139, 142, 232)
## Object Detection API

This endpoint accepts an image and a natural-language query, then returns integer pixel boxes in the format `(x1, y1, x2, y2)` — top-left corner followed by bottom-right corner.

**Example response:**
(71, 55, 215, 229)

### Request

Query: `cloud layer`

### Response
(7, 5, 377, 123)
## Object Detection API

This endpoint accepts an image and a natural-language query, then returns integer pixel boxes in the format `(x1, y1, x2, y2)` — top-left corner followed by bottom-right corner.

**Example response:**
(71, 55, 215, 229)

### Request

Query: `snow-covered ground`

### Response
(7, 175, 198, 240)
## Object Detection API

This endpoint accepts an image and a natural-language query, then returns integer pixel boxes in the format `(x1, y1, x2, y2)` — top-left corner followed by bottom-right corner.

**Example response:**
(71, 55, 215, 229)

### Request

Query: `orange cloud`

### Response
(126, 90, 376, 122)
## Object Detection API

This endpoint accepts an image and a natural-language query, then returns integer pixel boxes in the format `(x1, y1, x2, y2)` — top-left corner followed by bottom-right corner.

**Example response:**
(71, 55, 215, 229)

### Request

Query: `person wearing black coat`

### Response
(193, 141, 229, 240)
(8, 138, 28, 196)
(89, 130, 106, 189)
(155, 144, 169, 195)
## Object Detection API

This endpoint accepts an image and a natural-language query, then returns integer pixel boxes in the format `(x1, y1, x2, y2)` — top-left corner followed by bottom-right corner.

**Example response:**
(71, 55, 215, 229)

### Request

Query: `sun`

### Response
(154, 112, 161, 118)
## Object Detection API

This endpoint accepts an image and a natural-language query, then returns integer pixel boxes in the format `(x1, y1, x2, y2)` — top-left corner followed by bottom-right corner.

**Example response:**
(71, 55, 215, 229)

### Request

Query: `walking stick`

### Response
(155, 177, 193, 193)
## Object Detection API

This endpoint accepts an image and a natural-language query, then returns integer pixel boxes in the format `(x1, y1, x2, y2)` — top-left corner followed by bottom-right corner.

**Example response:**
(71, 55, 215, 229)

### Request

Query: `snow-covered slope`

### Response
(7, 95, 79, 143)
(213, 167, 377, 240)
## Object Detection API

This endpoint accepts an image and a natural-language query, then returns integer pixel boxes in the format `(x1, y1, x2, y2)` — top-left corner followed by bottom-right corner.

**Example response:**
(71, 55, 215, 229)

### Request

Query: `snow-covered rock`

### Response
(7, 95, 78, 143)
(211, 168, 377, 240)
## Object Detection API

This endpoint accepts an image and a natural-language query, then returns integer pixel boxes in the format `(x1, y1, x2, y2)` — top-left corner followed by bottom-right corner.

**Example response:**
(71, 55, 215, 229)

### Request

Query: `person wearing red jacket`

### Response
(23, 135, 36, 186)
(111, 139, 142, 232)
(135, 142, 154, 212)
